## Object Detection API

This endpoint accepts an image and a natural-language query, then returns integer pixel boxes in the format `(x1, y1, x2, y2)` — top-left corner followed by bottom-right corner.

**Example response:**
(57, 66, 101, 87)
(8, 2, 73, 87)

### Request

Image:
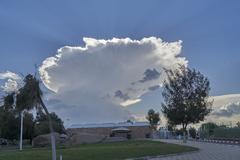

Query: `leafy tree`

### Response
(2, 93, 15, 111)
(146, 109, 160, 130)
(0, 93, 19, 140)
(175, 128, 184, 136)
(167, 121, 176, 132)
(22, 112, 34, 143)
(236, 122, 240, 128)
(189, 127, 197, 138)
(34, 110, 65, 136)
(16, 74, 57, 160)
(0, 112, 19, 140)
(199, 122, 218, 138)
(162, 66, 212, 142)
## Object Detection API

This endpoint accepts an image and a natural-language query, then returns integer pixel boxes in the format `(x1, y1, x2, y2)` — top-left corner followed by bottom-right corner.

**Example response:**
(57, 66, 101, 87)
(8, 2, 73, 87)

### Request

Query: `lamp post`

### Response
(19, 111, 23, 151)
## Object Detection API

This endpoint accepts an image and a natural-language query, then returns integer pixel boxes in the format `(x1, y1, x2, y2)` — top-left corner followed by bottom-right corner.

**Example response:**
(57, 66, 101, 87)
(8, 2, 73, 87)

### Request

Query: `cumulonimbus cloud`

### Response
(212, 102, 240, 117)
(39, 37, 187, 123)
(199, 94, 240, 125)
(0, 71, 21, 80)
(0, 71, 22, 93)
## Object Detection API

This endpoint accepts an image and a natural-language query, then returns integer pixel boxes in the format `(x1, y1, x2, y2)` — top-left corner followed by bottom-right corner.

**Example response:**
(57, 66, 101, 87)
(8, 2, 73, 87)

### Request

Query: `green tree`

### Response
(22, 112, 34, 143)
(146, 109, 160, 130)
(167, 121, 176, 132)
(189, 127, 197, 139)
(162, 66, 212, 142)
(1, 93, 15, 111)
(16, 74, 57, 160)
(0, 93, 35, 144)
(0, 93, 19, 140)
(175, 128, 184, 136)
(236, 122, 240, 128)
(199, 122, 218, 138)
(34, 110, 65, 136)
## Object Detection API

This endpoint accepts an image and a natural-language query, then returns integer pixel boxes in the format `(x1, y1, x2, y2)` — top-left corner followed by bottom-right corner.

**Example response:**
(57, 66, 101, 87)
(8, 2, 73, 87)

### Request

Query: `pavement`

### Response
(150, 139, 240, 160)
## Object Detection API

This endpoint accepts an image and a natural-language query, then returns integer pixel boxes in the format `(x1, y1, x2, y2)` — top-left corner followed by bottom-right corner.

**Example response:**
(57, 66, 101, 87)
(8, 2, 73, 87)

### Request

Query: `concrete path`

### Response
(150, 139, 240, 160)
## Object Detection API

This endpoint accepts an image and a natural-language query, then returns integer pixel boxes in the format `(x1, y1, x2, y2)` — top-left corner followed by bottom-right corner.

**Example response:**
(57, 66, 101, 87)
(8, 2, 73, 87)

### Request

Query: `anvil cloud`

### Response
(39, 37, 187, 123)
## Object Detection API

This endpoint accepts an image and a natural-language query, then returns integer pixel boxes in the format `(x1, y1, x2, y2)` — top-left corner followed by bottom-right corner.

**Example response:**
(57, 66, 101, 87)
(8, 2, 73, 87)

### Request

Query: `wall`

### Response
(67, 126, 151, 139)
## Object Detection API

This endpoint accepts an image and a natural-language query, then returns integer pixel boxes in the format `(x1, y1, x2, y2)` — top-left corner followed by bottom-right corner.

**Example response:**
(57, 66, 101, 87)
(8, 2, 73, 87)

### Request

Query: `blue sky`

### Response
(0, 0, 240, 124)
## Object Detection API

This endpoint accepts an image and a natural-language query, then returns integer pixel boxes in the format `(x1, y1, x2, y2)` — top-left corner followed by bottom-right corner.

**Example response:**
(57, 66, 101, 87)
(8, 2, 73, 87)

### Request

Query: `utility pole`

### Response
(20, 111, 23, 151)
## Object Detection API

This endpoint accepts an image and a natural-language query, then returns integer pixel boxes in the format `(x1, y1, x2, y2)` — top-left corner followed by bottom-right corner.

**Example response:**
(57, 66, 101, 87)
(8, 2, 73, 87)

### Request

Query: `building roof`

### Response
(112, 127, 130, 132)
(68, 121, 149, 129)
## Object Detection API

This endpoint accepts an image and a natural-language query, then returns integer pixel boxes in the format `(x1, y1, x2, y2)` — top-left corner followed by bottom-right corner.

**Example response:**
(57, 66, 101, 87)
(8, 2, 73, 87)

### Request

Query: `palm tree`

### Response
(16, 74, 57, 160)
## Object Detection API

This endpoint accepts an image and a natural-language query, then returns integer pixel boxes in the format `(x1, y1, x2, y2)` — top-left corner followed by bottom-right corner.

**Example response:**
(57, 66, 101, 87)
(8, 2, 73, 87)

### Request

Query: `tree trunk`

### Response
(182, 124, 187, 143)
(39, 97, 57, 160)
(183, 130, 187, 143)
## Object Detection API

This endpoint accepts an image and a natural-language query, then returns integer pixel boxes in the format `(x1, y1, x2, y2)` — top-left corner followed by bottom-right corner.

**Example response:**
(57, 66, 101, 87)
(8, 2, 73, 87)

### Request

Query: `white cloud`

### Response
(131, 114, 147, 122)
(212, 102, 240, 117)
(0, 71, 22, 93)
(210, 94, 240, 118)
(210, 94, 240, 108)
(0, 71, 21, 80)
(39, 37, 187, 124)
(1, 79, 19, 92)
(202, 94, 240, 125)
(120, 99, 142, 107)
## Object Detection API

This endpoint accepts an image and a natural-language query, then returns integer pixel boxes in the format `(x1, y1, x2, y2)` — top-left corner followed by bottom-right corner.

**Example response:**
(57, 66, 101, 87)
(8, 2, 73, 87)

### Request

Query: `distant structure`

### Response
(67, 121, 151, 140)
(32, 122, 152, 146)
(158, 127, 171, 139)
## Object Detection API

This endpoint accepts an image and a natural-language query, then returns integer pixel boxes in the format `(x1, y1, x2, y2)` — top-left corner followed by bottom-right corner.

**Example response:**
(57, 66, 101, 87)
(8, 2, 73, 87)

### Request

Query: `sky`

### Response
(0, 0, 240, 126)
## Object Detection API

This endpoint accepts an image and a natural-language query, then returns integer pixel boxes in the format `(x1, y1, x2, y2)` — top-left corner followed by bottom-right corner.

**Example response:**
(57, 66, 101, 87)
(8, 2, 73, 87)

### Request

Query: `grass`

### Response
(0, 140, 197, 160)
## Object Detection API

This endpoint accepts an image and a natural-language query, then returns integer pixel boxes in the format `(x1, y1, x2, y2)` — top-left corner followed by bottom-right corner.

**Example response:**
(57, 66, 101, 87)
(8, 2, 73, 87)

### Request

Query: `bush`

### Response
(145, 133, 151, 138)
(109, 133, 115, 137)
(189, 127, 196, 138)
(213, 127, 240, 139)
(127, 134, 131, 139)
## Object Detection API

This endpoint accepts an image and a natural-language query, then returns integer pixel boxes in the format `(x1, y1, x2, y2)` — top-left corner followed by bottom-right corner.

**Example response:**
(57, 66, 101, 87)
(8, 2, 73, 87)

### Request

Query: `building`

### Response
(67, 121, 152, 139)
(158, 127, 174, 139)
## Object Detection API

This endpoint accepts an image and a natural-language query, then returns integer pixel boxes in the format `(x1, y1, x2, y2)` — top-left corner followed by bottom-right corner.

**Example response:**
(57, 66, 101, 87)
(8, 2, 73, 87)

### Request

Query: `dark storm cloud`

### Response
(139, 69, 160, 83)
(114, 90, 130, 101)
(148, 85, 160, 91)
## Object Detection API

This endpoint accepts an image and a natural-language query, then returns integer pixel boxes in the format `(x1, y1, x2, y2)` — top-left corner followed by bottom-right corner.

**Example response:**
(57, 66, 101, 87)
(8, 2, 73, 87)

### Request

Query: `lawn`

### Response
(0, 140, 197, 160)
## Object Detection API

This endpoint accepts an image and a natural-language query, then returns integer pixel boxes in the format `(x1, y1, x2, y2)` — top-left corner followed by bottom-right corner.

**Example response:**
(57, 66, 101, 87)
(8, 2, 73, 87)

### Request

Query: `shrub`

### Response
(213, 127, 240, 139)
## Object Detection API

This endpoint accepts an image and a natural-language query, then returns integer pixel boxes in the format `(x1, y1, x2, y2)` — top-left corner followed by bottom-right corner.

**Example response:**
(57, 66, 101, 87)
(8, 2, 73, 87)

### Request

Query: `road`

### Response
(150, 139, 240, 160)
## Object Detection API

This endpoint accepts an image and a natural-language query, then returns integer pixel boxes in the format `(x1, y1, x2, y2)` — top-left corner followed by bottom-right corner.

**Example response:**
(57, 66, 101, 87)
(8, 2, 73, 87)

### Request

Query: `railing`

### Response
(192, 138, 240, 145)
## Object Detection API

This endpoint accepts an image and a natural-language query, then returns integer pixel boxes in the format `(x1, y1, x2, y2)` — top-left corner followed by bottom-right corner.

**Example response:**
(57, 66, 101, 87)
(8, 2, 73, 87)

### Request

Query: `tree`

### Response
(175, 128, 184, 136)
(162, 66, 212, 142)
(1, 93, 15, 111)
(199, 122, 218, 138)
(146, 109, 160, 130)
(22, 112, 34, 143)
(236, 122, 240, 128)
(15, 111, 35, 146)
(34, 110, 65, 136)
(0, 109, 19, 140)
(167, 121, 176, 132)
(0, 93, 19, 140)
(16, 74, 57, 160)
(189, 127, 197, 139)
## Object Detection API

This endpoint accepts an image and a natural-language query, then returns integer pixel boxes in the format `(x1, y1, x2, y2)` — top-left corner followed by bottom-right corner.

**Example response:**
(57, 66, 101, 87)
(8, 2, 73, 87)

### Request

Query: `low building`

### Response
(158, 127, 174, 139)
(32, 132, 61, 147)
(67, 121, 151, 140)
